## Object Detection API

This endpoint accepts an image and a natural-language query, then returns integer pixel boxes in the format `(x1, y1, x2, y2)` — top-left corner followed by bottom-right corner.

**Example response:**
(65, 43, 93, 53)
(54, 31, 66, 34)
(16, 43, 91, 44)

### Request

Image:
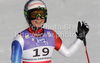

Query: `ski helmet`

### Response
(24, 0, 48, 25)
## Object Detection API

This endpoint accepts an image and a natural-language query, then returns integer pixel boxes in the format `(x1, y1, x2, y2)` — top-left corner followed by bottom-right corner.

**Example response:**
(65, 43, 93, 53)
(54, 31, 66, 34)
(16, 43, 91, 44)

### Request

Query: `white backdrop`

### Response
(0, 0, 100, 63)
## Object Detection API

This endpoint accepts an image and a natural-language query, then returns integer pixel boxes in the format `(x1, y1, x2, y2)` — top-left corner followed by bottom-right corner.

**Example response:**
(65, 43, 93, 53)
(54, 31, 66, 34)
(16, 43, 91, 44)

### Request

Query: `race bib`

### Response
(22, 46, 54, 62)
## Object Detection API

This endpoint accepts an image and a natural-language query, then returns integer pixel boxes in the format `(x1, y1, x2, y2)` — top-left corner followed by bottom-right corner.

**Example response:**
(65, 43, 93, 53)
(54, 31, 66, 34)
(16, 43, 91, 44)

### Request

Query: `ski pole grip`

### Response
(83, 37, 86, 46)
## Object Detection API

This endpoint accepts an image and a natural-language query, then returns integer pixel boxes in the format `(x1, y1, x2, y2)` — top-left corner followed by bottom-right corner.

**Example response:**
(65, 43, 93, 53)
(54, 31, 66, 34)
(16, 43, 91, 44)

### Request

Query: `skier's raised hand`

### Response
(76, 21, 89, 41)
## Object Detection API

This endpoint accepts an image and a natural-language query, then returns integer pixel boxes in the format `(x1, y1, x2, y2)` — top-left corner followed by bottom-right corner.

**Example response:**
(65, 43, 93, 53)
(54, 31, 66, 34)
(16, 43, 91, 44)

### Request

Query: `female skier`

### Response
(11, 0, 89, 63)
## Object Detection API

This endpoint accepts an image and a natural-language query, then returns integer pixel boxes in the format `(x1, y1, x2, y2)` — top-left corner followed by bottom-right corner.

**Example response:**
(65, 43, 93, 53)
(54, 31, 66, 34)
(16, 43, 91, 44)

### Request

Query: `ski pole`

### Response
(83, 37, 90, 63)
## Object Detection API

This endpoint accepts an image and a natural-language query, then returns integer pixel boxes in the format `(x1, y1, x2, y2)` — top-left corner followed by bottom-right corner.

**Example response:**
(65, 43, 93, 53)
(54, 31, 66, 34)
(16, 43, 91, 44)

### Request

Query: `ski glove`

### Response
(76, 21, 89, 41)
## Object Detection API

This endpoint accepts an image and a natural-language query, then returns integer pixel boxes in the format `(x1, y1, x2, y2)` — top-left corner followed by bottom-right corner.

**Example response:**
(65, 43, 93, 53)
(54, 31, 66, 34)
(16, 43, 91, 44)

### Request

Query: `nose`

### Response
(37, 16, 41, 19)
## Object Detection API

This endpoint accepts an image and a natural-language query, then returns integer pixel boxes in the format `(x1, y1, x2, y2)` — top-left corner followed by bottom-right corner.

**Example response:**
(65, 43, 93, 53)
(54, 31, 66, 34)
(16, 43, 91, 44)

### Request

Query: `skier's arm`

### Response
(11, 34, 24, 63)
(51, 30, 83, 57)
(51, 21, 89, 57)
(58, 39, 83, 57)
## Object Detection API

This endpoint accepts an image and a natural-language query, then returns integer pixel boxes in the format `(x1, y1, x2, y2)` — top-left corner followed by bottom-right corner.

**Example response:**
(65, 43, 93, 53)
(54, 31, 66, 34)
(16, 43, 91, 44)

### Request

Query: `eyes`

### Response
(31, 13, 44, 17)
(30, 11, 45, 18)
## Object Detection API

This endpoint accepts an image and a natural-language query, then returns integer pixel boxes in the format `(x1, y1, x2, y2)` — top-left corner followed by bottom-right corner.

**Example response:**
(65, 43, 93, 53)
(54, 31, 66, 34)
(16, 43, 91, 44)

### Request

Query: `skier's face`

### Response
(31, 16, 45, 28)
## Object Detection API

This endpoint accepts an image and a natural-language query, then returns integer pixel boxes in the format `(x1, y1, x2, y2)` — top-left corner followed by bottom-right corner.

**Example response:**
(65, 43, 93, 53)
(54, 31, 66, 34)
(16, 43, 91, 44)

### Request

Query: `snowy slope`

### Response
(0, 0, 100, 63)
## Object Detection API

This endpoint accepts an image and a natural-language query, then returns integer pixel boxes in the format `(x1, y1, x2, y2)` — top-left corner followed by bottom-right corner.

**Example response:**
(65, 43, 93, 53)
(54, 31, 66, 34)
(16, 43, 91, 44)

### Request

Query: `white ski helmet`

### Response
(24, 0, 47, 25)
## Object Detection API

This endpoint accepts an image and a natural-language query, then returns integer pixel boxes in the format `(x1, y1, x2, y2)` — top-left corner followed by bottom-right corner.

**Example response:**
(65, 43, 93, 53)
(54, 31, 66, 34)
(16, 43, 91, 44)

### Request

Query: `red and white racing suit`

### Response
(11, 27, 83, 63)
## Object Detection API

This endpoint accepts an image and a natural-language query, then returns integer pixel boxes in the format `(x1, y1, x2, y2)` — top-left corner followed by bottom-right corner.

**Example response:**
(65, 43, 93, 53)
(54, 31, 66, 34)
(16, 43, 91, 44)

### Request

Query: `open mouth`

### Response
(35, 21, 42, 24)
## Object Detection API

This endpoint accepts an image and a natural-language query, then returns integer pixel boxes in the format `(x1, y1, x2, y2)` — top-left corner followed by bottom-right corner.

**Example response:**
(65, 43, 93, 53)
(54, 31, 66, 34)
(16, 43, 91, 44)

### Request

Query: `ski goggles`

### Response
(25, 8, 47, 20)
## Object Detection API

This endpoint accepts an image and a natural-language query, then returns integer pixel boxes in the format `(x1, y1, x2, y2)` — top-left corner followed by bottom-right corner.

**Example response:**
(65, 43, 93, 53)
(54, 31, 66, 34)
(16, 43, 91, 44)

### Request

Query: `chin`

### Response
(35, 25, 42, 28)
(36, 24, 43, 27)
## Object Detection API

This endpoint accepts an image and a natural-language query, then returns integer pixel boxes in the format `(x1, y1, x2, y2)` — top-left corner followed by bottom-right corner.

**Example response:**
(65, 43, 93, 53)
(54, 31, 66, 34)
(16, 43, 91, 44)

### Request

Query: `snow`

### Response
(0, 0, 100, 63)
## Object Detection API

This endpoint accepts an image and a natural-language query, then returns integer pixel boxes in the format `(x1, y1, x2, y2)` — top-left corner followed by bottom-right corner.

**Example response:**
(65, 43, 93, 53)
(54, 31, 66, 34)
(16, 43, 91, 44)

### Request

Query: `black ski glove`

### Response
(76, 21, 89, 41)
